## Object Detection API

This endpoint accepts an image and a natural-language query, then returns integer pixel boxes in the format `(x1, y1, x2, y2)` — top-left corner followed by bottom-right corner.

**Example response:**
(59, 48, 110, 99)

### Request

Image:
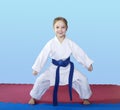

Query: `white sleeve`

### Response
(32, 42, 51, 73)
(70, 41, 93, 68)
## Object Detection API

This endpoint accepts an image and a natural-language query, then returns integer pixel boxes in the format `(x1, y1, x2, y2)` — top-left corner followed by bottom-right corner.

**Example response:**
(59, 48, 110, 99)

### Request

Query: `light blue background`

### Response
(0, 0, 120, 84)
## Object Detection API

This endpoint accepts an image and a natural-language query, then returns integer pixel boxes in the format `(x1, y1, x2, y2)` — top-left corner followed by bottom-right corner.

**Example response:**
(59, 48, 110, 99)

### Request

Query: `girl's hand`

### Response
(88, 64, 93, 72)
(32, 70, 38, 76)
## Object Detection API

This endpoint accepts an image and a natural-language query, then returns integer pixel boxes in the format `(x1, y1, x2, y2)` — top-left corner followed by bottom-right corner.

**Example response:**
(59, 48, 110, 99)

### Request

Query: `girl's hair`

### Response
(53, 17, 68, 29)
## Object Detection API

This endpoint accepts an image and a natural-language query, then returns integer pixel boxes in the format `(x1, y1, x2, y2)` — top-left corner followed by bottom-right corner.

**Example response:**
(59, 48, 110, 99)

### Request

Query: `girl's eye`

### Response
(56, 26, 59, 29)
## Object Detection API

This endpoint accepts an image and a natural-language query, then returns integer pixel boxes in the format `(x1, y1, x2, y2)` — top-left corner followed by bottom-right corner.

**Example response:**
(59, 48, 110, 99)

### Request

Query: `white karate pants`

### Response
(30, 69, 92, 100)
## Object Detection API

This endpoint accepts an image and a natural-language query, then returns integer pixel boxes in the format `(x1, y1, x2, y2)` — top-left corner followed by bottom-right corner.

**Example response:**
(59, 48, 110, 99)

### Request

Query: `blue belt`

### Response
(52, 57, 74, 106)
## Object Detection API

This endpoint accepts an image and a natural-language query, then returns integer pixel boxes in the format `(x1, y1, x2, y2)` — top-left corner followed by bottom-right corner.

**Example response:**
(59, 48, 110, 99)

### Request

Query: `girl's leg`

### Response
(29, 77, 50, 104)
(72, 76, 92, 104)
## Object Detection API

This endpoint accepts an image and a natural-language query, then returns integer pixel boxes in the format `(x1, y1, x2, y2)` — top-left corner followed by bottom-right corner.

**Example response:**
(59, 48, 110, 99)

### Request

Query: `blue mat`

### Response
(0, 102, 120, 110)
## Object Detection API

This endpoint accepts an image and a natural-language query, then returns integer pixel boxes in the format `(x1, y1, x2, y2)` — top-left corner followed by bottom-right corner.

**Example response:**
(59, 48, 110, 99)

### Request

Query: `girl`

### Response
(28, 17, 93, 106)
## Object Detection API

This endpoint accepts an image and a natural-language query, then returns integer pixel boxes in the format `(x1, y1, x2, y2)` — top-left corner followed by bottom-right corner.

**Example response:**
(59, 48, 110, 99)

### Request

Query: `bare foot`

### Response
(28, 98, 36, 105)
(83, 99, 91, 105)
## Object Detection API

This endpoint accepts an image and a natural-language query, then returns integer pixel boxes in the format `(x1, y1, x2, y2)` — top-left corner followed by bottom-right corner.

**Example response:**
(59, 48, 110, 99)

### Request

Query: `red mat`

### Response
(0, 84, 120, 104)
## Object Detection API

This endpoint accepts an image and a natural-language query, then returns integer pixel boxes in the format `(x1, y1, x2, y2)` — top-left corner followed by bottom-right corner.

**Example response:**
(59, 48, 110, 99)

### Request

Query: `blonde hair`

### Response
(53, 17, 68, 29)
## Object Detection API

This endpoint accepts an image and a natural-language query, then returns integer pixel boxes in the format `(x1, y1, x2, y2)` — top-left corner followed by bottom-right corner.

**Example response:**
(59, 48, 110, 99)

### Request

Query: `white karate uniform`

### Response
(30, 36, 93, 100)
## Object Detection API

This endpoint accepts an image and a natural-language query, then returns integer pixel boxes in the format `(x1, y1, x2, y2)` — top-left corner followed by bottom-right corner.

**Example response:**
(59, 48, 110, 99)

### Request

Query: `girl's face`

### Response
(53, 20, 67, 38)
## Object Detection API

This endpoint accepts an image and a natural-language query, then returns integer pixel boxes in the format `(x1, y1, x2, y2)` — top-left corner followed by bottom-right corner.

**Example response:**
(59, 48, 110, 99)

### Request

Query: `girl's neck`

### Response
(57, 35, 65, 43)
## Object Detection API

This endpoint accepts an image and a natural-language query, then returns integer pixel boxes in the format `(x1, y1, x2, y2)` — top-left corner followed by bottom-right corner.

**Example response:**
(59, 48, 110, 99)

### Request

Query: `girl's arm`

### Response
(32, 41, 51, 74)
(70, 40, 93, 70)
